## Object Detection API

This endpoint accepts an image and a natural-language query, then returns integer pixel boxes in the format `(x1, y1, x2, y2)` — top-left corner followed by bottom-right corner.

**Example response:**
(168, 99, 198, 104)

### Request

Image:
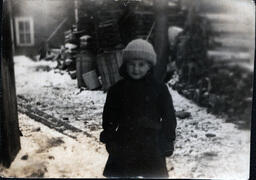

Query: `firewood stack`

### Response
(77, 16, 96, 38)
(97, 19, 123, 52)
(53, 25, 80, 78)
(58, 0, 188, 91)
(64, 25, 79, 45)
(133, 1, 154, 37)
(96, 0, 123, 52)
(76, 0, 186, 50)
(118, 0, 155, 45)
(77, 0, 97, 46)
(167, 0, 187, 28)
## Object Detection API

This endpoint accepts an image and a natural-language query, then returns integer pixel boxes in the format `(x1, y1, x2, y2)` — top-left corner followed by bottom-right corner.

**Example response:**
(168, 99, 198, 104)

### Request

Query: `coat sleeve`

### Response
(100, 86, 121, 144)
(159, 84, 177, 143)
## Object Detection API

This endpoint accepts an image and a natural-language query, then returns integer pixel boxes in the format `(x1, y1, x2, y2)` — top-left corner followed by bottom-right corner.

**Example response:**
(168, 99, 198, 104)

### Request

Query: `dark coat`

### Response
(100, 69, 177, 178)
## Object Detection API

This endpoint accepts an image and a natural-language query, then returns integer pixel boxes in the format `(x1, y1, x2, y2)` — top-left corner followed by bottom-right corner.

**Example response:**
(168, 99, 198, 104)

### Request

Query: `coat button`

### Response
(145, 96, 150, 102)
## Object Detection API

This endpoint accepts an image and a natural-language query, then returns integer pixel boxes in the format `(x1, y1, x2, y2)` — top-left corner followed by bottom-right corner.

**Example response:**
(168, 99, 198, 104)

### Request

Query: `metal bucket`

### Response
(82, 70, 101, 90)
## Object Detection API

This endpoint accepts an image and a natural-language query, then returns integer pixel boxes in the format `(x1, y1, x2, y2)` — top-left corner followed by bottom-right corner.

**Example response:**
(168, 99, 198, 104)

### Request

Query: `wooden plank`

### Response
(76, 55, 84, 88)
(210, 46, 251, 53)
(107, 52, 117, 85)
(212, 37, 254, 48)
(207, 50, 251, 63)
(50, 48, 61, 54)
(96, 51, 123, 91)
(208, 50, 251, 58)
(134, 10, 154, 15)
(97, 54, 111, 91)
(211, 22, 254, 34)
(199, 13, 253, 24)
(112, 52, 122, 83)
(64, 30, 72, 36)
(210, 57, 251, 63)
(47, 18, 68, 42)
(211, 62, 254, 72)
(0, 0, 21, 168)
(168, 1, 178, 7)
(212, 32, 254, 41)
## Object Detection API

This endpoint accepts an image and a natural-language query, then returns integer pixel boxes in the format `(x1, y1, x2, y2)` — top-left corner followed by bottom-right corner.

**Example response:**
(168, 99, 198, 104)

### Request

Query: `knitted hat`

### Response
(122, 39, 157, 65)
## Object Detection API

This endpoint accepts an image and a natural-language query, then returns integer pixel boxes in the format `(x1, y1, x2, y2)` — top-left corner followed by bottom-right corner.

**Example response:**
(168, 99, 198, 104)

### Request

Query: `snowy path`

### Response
(0, 113, 107, 178)
(11, 56, 250, 179)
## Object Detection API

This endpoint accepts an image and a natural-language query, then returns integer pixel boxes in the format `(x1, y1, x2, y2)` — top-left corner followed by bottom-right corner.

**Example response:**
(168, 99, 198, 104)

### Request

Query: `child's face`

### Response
(126, 60, 151, 80)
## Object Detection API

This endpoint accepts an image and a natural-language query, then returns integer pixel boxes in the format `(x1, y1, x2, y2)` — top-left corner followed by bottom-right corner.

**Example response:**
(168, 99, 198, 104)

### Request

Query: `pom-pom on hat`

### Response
(122, 39, 157, 66)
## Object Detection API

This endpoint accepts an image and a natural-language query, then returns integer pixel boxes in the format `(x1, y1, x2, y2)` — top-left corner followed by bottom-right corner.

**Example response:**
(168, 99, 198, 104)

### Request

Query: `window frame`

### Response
(15, 17, 35, 46)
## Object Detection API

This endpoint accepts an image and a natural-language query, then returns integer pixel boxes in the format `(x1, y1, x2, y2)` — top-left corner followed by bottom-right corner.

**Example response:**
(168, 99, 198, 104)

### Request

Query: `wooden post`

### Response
(43, 0, 48, 54)
(0, 0, 21, 168)
(153, 0, 169, 82)
(74, 0, 79, 24)
(46, 18, 68, 42)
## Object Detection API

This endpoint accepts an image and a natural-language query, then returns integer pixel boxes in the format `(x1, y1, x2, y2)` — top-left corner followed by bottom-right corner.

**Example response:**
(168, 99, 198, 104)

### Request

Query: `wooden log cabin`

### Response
(11, 0, 76, 57)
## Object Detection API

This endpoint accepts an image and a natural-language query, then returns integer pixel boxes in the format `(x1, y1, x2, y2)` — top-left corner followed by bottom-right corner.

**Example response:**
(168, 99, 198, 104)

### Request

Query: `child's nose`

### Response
(134, 65, 139, 72)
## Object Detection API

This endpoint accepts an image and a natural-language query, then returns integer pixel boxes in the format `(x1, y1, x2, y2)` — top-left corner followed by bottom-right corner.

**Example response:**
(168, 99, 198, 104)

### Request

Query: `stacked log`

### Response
(64, 25, 79, 44)
(118, 1, 155, 45)
(97, 19, 123, 52)
(96, 1, 123, 52)
(77, 16, 96, 38)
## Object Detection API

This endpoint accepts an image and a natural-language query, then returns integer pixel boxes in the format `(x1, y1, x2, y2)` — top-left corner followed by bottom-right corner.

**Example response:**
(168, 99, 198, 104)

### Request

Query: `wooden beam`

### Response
(212, 32, 254, 40)
(74, 0, 79, 24)
(207, 50, 251, 63)
(47, 18, 68, 42)
(213, 37, 254, 48)
(0, 0, 21, 168)
(210, 47, 250, 53)
(153, 0, 169, 82)
(199, 13, 253, 24)
(211, 22, 254, 34)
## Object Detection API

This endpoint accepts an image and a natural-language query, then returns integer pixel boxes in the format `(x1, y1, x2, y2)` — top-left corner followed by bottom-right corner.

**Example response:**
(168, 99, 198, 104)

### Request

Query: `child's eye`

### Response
(139, 63, 145, 67)
(127, 63, 134, 67)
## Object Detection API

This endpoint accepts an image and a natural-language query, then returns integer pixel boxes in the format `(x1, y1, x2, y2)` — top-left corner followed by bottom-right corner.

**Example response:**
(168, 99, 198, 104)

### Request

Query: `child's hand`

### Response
(164, 149, 174, 157)
(106, 141, 119, 155)
(164, 141, 174, 157)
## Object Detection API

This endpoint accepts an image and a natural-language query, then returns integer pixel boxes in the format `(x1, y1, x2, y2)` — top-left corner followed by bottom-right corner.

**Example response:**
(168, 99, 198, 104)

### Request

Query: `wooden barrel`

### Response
(76, 50, 96, 88)
(96, 50, 123, 91)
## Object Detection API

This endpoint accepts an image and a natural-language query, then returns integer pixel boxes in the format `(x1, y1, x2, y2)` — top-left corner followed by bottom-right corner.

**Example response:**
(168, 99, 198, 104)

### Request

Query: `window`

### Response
(15, 17, 34, 46)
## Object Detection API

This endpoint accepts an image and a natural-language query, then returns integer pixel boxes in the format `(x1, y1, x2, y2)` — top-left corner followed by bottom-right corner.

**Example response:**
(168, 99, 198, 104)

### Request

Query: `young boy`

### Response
(100, 39, 177, 178)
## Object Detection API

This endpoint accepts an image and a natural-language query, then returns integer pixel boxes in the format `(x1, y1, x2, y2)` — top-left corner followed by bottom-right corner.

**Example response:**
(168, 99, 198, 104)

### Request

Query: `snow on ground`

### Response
(14, 56, 105, 138)
(0, 113, 107, 178)
(168, 89, 250, 179)
(1, 56, 250, 179)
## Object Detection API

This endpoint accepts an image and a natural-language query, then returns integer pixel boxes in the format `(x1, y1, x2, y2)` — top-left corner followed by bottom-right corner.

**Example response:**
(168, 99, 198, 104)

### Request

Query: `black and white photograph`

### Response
(0, 0, 255, 179)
